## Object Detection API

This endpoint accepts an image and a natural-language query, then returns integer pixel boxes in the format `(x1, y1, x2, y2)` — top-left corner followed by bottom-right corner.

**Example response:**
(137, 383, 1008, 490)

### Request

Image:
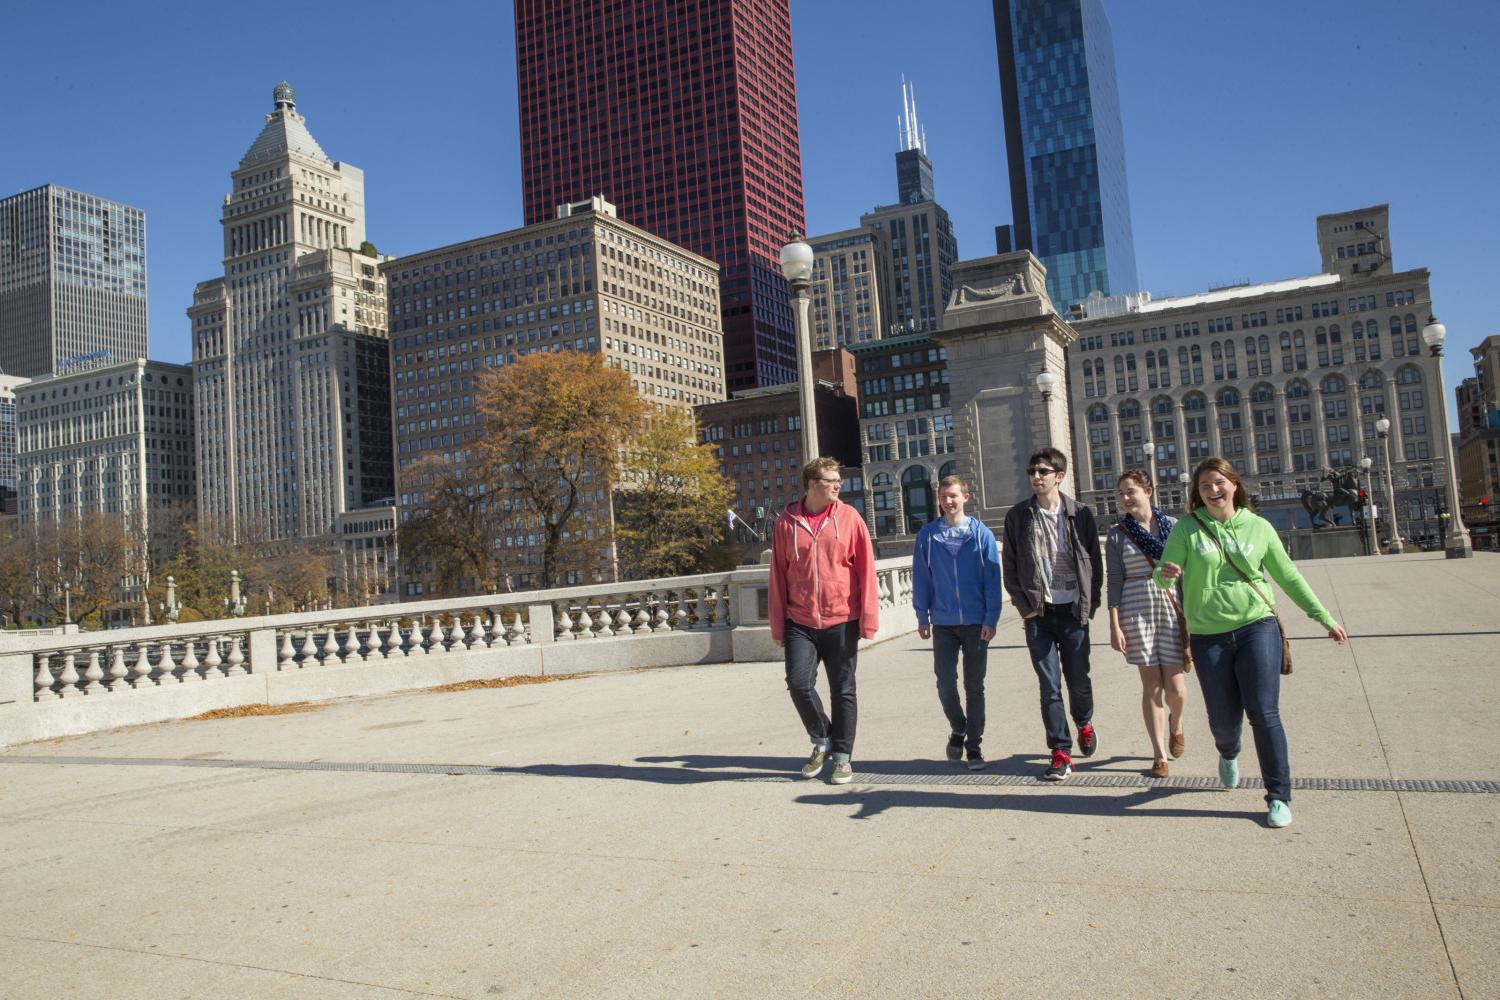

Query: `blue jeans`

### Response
(932, 624, 988, 752)
(784, 620, 860, 756)
(1190, 617, 1289, 803)
(1024, 603, 1093, 752)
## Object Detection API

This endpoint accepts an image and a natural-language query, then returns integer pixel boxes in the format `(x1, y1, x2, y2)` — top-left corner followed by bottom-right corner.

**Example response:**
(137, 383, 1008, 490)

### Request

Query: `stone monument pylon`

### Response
(934, 251, 1076, 527)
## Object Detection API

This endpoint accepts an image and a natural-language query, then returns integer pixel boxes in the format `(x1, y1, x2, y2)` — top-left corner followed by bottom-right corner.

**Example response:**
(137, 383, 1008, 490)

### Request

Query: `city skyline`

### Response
(2, 1, 1496, 415)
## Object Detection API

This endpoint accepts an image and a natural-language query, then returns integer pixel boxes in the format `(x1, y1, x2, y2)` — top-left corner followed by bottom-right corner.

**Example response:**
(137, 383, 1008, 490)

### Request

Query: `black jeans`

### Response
(933, 624, 988, 752)
(1024, 603, 1093, 752)
(784, 619, 861, 756)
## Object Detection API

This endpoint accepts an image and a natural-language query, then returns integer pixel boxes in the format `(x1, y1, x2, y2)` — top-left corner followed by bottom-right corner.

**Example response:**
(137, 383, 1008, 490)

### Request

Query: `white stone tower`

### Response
(189, 83, 388, 544)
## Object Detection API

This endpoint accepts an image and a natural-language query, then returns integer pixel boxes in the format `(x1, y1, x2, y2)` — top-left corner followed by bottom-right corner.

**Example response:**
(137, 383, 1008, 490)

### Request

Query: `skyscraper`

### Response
(993, 0, 1139, 309)
(860, 80, 958, 337)
(514, 0, 805, 392)
(189, 83, 391, 544)
(0, 184, 148, 377)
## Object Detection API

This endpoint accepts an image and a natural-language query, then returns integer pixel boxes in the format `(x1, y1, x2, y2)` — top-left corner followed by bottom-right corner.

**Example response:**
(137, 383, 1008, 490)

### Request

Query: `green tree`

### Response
(615, 408, 736, 579)
(476, 351, 647, 588)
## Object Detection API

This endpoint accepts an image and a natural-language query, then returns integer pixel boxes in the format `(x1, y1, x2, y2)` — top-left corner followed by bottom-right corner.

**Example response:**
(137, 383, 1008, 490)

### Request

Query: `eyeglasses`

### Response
(1026, 467, 1059, 477)
(817, 478, 842, 486)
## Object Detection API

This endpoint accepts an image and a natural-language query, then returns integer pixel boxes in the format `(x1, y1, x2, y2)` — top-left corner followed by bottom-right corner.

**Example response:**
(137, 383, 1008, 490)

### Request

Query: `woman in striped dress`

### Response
(1106, 470, 1188, 777)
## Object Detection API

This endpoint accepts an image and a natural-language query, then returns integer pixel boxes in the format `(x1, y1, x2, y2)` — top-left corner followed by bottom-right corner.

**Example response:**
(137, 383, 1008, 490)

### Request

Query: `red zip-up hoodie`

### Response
(768, 497, 880, 643)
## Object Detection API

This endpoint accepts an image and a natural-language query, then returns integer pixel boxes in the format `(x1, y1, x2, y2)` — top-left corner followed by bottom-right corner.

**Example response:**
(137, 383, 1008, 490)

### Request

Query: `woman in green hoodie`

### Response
(1157, 458, 1348, 829)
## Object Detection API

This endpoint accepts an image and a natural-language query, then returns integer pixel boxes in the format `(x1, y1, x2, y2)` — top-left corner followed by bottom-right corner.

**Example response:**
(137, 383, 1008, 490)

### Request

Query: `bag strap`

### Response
(1192, 511, 1283, 625)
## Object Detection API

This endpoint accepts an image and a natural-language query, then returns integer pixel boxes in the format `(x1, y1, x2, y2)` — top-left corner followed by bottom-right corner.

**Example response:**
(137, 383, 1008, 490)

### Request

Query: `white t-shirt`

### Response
(1036, 504, 1079, 604)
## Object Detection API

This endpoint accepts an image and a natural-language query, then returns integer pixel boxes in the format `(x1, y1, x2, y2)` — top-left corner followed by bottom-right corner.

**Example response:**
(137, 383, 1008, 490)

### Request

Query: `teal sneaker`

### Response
(1267, 800, 1292, 828)
(800, 747, 828, 779)
(1218, 755, 1239, 789)
(830, 760, 854, 785)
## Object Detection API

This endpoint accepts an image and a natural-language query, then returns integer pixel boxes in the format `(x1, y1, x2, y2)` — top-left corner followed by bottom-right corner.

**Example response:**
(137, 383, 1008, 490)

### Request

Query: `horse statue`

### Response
(1301, 467, 1363, 529)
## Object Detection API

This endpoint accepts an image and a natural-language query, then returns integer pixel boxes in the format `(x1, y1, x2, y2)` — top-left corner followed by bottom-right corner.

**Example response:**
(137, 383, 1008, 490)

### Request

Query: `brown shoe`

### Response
(1169, 730, 1185, 759)
(1149, 760, 1170, 779)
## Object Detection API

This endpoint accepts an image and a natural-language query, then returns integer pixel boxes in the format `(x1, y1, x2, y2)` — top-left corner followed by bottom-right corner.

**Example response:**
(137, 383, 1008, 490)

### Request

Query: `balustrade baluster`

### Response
(279, 632, 296, 669)
(321, 626, 339, 665)
(502, 611, 522, 646)
(714, 587, 730, 627)
(630, 595, 650, 634)
(467, 615, 485, 649)
(555, 603, 574, 641)
(369, 623, 387, 660)
(652, 593, 671, 633)
(407, 620, 427, 658)
(107, 646, 128, 691)
(81, 649, 104, 694)
(57, 650, 81, 697)
(384, 620, 406, 658)
(425, 620, 445, 655)
(131, 644, 155, 689)
(693, 588, 710, 630)
(34, 654, 57, 700)
(203, 636, 223, 679)
(670, 591, 689, 631)
(447, 617, 467, 651)
(612, 605, 632, 636)
(349, 625, 368, 663)
(225, 635, 246, 676)
(590, 600, 610, 638)
(180, 638, 202, 681)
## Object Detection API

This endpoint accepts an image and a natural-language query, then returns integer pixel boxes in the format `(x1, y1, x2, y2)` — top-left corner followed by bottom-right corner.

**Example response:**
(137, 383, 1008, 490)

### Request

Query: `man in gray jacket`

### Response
(1001, 447, 1103, 781)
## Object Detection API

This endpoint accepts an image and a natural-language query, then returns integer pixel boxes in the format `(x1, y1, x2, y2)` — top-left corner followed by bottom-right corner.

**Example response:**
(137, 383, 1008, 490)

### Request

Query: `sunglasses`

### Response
(1026, 467, 1059, 477)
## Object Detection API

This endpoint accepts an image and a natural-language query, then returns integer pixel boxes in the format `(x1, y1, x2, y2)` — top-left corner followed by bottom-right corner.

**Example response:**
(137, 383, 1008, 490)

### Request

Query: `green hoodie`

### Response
(1154, 508, 1336, 635)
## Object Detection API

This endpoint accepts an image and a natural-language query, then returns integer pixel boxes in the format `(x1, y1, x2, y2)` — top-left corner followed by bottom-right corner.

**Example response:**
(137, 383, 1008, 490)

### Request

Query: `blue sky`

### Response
(4, 1, 1496, 415)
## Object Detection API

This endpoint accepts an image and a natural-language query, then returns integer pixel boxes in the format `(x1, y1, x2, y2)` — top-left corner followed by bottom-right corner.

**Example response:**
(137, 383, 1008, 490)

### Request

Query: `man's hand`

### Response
(979, 625, 995, 642)
(917, 624, 931, 640)
(1328, 625, 1349, 645)
(1158, 561, 1183, 582)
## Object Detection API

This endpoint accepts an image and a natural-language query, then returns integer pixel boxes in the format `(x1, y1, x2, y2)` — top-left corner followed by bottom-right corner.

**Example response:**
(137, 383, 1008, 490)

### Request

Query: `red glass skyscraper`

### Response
(515, 0, 806, 391)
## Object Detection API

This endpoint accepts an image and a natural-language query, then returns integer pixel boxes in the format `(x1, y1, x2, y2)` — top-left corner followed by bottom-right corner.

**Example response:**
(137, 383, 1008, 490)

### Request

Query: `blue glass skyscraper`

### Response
(993, 0, 1139, 310)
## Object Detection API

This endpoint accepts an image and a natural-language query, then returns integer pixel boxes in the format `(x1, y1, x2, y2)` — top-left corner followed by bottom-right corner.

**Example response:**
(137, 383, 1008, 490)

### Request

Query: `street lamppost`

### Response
(779, 233, 819, 462)
(1141, 435, 1157, 490)
(1375, 417, 1402, 553)
(1421, 317, 1474, 558)
(63, 582, 71, 626)
(1178, 471, 1191, 512)
(1359, 456, 1378, 556)
(160, 575, 182, 622)
(225, 569, 247, 617)
(1035, 370, 1057, 404)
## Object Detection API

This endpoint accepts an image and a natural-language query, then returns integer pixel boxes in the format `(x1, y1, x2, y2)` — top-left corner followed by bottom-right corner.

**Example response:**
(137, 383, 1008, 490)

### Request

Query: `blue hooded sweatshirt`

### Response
(912, 515, 1002, 629)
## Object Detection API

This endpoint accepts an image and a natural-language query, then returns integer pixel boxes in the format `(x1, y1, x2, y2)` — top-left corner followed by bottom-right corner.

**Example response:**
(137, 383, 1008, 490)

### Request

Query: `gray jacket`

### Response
(1001, 493, 1103, 623)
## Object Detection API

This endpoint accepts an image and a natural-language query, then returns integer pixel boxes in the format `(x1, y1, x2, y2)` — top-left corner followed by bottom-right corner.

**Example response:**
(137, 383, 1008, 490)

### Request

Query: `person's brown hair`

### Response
(938, 474, 969, 493)
(1115, 470, 1153, 495)
(1189, 457, 1256, 512)
(800, 456, 843, 491)
(1027, 447, 1068, 474)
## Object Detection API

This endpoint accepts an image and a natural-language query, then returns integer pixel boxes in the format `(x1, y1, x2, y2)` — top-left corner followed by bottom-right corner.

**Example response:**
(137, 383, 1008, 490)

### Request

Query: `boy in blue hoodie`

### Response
(912, 475, 1002, 769)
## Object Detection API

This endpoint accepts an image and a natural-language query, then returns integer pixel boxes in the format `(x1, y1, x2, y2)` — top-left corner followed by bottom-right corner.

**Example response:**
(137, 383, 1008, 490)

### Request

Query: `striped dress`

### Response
(1107, 527, 1186, 669)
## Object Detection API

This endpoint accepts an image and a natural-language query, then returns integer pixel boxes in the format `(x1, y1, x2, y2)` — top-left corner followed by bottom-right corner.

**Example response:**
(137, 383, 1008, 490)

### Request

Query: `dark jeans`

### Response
(1024, 603, 1093, 752)
(784, 619, 861, 756)
(1190, 616, 1290, 803)
(933, 624, 988, 752)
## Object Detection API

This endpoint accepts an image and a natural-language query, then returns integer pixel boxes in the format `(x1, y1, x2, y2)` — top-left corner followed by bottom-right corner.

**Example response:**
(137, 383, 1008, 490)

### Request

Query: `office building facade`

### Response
(0, 185, 148, 378)
(514, 0, 805, 391)
(1067, 205, 1450, 546)
(384, 197, 724, 593)
(15, 358, 194, 532)
(993, 0, 1138, 309)
(808, 227, 892, 351)
(189, 83, 391, 545)
(0, 373, 25, 516)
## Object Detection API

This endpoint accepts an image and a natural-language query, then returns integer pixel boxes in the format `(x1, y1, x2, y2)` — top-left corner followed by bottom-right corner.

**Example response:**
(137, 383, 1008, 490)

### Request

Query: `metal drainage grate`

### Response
(1, 755, 1498, 793)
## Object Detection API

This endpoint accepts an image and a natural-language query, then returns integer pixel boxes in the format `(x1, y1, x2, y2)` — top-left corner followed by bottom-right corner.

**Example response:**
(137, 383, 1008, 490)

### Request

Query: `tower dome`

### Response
(273, 81, 297, 112)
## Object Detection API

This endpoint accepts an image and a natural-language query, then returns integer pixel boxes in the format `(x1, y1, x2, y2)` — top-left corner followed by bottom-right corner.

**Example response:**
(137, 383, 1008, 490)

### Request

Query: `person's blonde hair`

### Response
(800, 456, 843, 491)
(938, 474, 969, 493)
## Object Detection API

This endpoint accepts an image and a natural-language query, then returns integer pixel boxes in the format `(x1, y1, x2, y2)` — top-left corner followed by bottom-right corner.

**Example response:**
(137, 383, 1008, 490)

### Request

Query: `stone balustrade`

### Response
(0, 558, 917, 747)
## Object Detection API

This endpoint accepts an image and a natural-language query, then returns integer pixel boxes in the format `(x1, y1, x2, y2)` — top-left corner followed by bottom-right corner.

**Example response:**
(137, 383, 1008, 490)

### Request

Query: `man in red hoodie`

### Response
(769, 457, 880, 785)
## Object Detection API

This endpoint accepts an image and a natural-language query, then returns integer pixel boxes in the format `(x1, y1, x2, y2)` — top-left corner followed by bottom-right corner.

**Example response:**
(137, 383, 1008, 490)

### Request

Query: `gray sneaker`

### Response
(800, 747, 828, 779)
(830, 759, 854, 785)
(966, 749, 987, 771)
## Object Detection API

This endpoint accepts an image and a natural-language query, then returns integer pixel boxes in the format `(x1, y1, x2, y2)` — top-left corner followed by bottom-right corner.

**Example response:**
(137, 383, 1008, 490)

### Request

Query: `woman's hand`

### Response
(1328, 624, 1349, 645)
(1110, 626, 1128, 654)
(1158, 561, 1182, 582)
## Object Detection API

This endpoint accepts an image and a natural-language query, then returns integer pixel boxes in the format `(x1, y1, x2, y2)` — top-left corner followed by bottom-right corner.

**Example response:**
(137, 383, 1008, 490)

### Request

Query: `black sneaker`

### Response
(946, 733, 965, 762)
(966, 748, 986, 771)
(1044, 749, 1072, 781)
(1078, 722, 1098, 758)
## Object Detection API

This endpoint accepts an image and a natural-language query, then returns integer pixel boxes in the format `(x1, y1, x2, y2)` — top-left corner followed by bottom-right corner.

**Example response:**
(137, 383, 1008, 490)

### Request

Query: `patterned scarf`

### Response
(1118, 507, 1174, 562)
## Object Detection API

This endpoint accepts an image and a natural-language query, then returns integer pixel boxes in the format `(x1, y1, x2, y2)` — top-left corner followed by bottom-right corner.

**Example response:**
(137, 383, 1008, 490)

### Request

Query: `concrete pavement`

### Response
(1, 552, 1496, 999)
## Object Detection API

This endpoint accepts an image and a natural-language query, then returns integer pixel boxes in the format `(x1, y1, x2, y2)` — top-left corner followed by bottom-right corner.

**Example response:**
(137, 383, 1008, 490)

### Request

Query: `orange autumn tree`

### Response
(476, 351, 647, 589)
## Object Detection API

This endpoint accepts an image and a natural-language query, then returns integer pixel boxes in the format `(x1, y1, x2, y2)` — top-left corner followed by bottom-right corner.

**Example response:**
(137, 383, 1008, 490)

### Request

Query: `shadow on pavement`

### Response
(796, 786, 1255, 822)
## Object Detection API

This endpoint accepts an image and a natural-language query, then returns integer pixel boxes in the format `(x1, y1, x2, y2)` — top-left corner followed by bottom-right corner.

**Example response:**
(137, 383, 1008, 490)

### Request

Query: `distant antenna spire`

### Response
(899, 75, 927, 154)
